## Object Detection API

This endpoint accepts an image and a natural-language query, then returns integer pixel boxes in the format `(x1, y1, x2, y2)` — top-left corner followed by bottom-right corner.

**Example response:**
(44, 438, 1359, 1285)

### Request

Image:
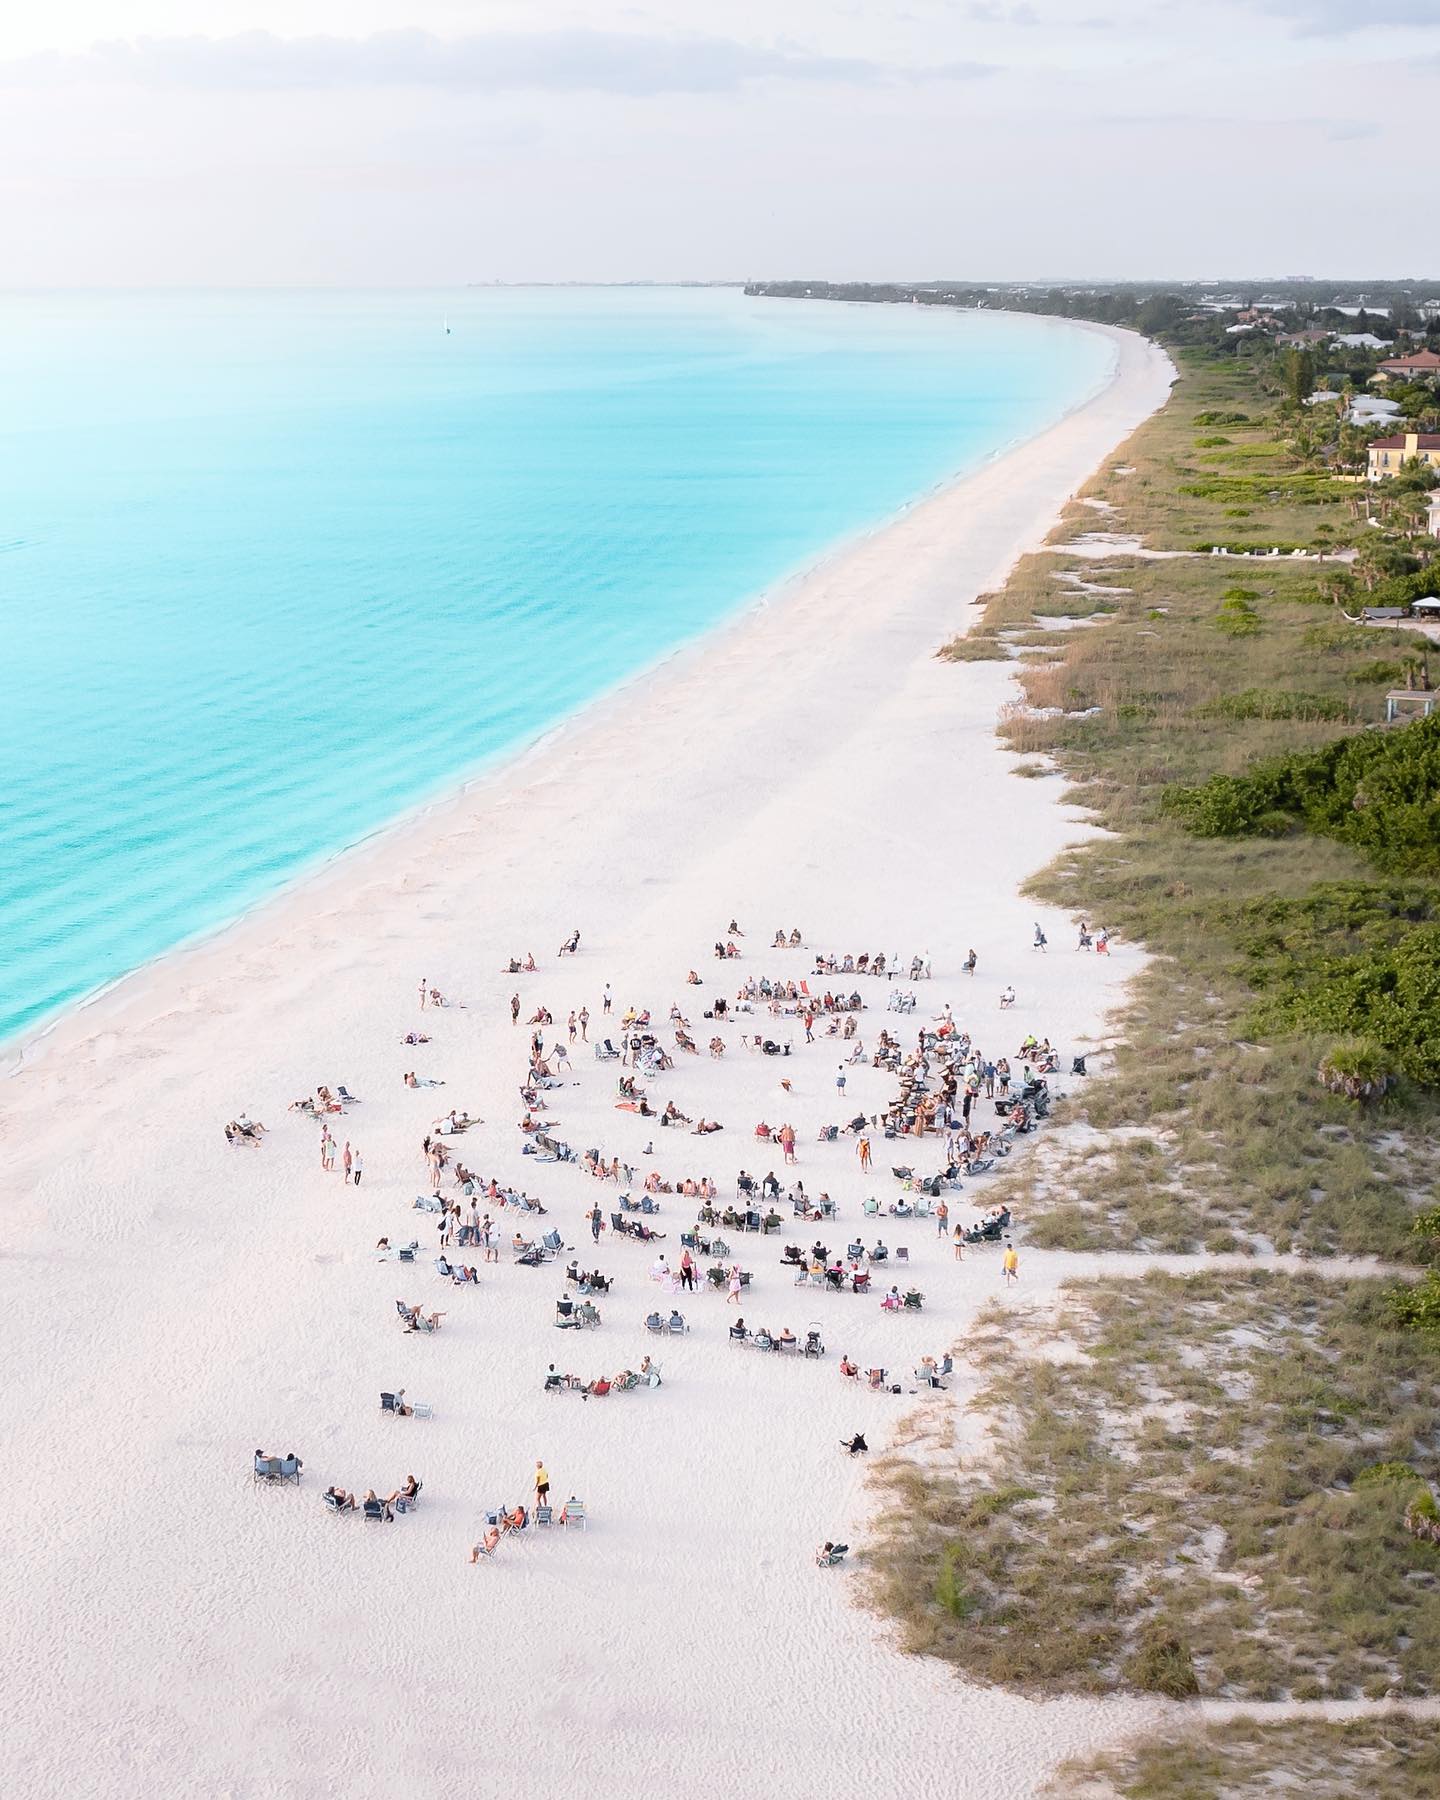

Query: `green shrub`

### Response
(1163, 714, 1440, 876)
(1353, 1461, 1419, 1488)
(1125, 1629, 1200, 1698)
(1196, 689, 1351, 723)
(935, 1546, 974, 1619)
(1215, 595, 1262, 636)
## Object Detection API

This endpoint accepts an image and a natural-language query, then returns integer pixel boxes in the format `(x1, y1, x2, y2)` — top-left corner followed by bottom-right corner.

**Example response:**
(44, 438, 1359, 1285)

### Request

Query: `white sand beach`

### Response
(1, 322, 1177, 1800)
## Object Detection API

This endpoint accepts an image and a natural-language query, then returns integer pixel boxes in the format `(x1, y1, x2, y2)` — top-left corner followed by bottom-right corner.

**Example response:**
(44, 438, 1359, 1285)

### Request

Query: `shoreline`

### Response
(4, 308, 1122, 1079)
(2, 320, 1177, 1799)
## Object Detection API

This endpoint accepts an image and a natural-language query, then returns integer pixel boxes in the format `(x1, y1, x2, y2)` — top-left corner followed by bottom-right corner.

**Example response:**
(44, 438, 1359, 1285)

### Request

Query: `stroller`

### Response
(802, 1325, 826, 1359)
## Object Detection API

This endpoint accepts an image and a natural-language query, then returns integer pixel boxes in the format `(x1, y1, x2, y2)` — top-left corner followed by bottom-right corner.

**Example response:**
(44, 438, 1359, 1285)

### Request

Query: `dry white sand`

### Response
(2, 322, 1178, 1799)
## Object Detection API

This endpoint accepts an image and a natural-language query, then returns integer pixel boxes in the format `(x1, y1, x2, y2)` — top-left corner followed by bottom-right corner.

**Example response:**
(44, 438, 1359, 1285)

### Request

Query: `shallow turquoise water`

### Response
(0, 288, 1112, 1047)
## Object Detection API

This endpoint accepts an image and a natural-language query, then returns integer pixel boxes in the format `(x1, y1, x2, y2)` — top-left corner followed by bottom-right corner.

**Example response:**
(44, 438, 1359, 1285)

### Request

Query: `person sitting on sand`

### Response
(839, 1355, 859, 1379)
(686, 970, 702, 985)
(326, 1486, 357, 1510)
(842, 1433, 868, 1456)
(777, 1327, 796, 1348)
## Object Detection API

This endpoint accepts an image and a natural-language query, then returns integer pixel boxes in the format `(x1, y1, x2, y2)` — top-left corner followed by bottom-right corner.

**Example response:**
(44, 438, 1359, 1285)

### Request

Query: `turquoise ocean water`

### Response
(0, 289, 1113, 1049)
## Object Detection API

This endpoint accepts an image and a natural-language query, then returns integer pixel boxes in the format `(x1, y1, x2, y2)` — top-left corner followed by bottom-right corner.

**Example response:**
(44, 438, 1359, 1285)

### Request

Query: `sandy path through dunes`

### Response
(1, 323, 1178, 1799)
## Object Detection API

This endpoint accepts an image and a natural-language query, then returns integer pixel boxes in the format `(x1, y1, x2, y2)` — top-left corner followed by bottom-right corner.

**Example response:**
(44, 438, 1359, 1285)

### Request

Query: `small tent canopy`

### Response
(1410, 597, 1440, 613)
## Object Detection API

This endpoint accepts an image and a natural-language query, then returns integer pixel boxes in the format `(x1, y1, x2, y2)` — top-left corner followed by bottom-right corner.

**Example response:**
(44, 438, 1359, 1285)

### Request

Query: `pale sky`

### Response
(0, 1, 1434, 285)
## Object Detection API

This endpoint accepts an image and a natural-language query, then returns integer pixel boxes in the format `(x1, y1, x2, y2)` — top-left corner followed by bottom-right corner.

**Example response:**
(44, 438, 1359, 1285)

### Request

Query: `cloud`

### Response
(0, 29, 998, 97)
(1252, 0, 1440, 36)
(965, 3, 1041, 22)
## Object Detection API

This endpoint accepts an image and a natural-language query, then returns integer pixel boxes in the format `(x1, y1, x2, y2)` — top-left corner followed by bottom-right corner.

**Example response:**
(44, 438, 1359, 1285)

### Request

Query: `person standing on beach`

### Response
(835, 1067, 846, 1102)
(679, 1248, 696, 1291)
(567, 1010, 577, 1043)
(602, 984, 612, 1015)
(1033, 923, 1047, 953)
(419, 978, 427, 1010)
(964, 948, 977, 977)
(535, 1460, 550, 1508)
(578, 1005, 589, 1041)
(937, 1199, 949, 1238)
(727, 1265, 742, 1304)
(510, 993, 520, 1027)
(320, 1125, 333, 1172)
(589, 1205, 603, 1244)
(1002, 1241, 1019, 1285)
(352, 1150, 364, 1186)
(803, 1011, 814, 1044)
(954, 1224, 966, 1261)
(857, 1135, 871, 1173)
(342, 1141, 353, 1182)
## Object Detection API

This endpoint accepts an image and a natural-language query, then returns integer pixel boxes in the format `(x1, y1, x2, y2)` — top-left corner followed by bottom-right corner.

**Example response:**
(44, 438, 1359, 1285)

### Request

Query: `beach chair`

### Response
(535, 1504, 554, 1529)
(542, 1229, 563, 1255)
(613, 1371, 638, 1391)
(560, 1498, 587, 1530)
(363, 1499, 389, 1522)
(252, 1455, 284, 1485)
(646, 1363, 662, 1388)
(398, 1246, 417, 1263)
(323, 1491, 349, 1513)
(411, 1402, 433, 1420)
(338, 1086, 360, 1106)
(896, 1247, 910, 1264)
(395, 1481, 424, 1514)
(413, 1193, 444, 1213)
(668, 1314, 687, 1335)
(380, 1391, 398, 1415)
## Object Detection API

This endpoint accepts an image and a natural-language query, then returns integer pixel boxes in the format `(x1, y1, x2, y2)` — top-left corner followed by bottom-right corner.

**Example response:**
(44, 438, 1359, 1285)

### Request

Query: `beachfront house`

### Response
(1367, 432, 1440, 479)
(1374, 349, 1440, 384)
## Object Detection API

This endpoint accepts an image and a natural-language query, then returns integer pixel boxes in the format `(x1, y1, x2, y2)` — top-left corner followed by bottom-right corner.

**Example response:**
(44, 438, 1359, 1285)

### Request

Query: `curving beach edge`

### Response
(3, 320, 1179, 1800)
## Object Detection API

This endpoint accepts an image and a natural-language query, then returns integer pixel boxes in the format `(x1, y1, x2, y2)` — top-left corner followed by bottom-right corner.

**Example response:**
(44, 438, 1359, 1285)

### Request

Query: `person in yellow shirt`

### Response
(1002, 1242, 1019, 1285)
(534, 1460, 550, 1506)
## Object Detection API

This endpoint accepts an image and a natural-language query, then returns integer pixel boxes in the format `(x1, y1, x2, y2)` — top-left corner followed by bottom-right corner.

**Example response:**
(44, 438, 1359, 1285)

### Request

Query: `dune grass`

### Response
(1046, 1714, 1440, 1798)
(941, 348, 1440, 1254)
(863, 1271, 1440, 1701)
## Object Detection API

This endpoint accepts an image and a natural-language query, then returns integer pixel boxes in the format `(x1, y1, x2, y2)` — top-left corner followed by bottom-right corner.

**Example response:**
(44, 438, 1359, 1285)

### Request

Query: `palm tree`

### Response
(1318, 1039, 1398, 1108)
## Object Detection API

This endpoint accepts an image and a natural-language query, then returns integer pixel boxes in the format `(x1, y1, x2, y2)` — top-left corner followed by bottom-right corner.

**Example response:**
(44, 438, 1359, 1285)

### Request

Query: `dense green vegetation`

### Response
(1164, 714, 1440, 874)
